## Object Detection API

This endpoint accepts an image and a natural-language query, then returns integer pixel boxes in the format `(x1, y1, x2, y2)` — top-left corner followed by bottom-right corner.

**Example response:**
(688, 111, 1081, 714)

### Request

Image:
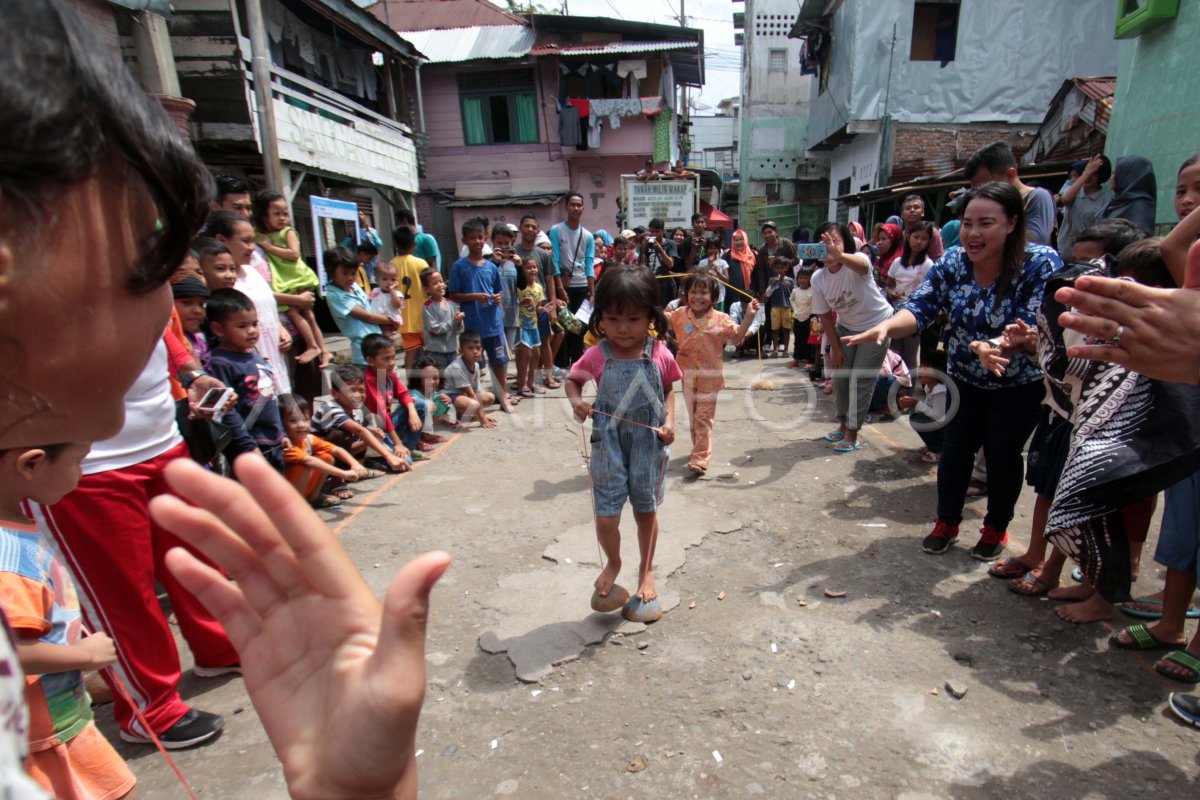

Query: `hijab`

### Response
(875, 223, 904, 277)
(847, 221, 866, 250)
(941, 219, 961, 249)
(1102, 155, 1157, 235)
(730, 228, 757, 288)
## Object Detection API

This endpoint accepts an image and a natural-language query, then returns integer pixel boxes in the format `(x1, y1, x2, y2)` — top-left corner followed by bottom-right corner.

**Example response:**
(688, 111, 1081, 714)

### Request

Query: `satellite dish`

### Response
(350, 0, 381, 8)
(689, 99, 712, 111)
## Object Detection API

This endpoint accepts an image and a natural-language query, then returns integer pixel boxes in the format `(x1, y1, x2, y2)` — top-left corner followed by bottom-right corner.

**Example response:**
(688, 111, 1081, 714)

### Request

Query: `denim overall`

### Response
(590, 337, 670, 517)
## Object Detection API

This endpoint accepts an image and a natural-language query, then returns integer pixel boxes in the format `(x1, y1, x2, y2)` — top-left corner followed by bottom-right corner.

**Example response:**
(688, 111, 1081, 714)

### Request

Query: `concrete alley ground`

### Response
(109, 356, 1199, 799)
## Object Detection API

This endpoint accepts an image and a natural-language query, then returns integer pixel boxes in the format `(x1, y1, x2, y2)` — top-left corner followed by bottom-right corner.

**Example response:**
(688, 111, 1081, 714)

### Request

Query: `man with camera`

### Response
(642, 217, 678, 307)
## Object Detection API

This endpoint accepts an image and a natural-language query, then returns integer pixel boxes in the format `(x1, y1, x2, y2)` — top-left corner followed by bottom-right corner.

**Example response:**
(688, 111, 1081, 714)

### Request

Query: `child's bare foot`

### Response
(500, 399, 518, 413)
(1055, 592, 1114, 624)
(635, 570, 657, 602)
(595, 559, 622, 597)
(1048, 584, 1094, 602)
(318, 349, 332, 369)
(297, 346, 321, 365)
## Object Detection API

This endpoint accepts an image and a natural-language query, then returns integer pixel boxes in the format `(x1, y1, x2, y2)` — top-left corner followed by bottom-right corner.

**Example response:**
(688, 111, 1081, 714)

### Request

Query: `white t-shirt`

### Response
(83, 339, 182, 475)
(888, 257, 932, 304)
(0, 612, 47, 799)
(809, 263, 894, 333)
(368, 288, 404, 326)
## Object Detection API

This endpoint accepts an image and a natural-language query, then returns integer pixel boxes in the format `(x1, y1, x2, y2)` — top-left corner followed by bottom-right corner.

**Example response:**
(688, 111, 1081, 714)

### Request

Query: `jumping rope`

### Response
(82, 625, 200, 799)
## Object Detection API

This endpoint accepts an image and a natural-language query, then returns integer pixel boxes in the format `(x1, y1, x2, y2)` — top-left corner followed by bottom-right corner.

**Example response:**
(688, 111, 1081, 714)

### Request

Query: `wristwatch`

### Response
(181, 369, 208, 389)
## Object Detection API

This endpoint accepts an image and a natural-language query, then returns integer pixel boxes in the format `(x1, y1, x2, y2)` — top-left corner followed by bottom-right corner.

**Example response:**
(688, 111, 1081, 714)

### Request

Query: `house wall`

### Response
(808, 0, 1119, 148)
(1106, 2, 1200, 230)
(827, 132, 881, 222)
(415, 61, 568, 192)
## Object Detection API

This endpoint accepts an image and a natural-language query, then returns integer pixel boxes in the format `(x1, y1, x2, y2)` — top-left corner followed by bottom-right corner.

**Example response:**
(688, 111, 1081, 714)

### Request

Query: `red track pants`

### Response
(28, 442, 237, 737)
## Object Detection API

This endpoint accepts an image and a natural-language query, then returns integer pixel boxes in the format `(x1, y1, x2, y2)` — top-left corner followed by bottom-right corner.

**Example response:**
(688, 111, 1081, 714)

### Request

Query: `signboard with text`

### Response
(621, 176, 698, 230)
(309, 196, 360, 292)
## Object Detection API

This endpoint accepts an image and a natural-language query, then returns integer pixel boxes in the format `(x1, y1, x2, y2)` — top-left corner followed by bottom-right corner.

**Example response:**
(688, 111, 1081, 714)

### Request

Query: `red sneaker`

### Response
(921, 519, 960, 555)
(971, 524, 1009, 561)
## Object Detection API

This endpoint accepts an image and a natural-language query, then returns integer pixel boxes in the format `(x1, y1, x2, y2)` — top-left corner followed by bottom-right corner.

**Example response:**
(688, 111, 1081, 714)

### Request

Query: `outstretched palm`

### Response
(151, 455, 450, 800)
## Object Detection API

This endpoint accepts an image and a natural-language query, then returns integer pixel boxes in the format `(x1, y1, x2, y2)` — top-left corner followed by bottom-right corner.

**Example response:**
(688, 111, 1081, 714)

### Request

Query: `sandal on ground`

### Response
(1007, 571, 1056, 597)
(362, 469, 386, 480)
(311, 495, 342, 509)
(921, 451, 941, 463)
(1156, 651, 1200, 683)
(687, 462, 707, 474)
(1109, 623, 1185, 652)
(824, 430, 846, 442)
(421, 433, 448, 444)
(833, 440, 862, 453)
(520, 387, 535, 398)
(330, 486, 355, 501)
(1168, 692, 1200, 728)
(1118, 597, 1200, 620)
(544, 379, 562, 389)
(533, 385, 546, 394)
(965, 480, 988, 497)
(989, 556, 1036, 579)
(415, 441, 436, 452)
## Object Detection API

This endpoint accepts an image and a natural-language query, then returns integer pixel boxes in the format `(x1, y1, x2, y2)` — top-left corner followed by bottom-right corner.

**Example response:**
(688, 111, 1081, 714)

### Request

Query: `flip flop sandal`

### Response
(1168, 692, 1200, 728)
(1071, 567, 1084, 583)
(1109, 623, 1185, 651)
(964, 481, 988, 497)
(311, 495, 342, 509)
(1007, 572, 1056, 597)
(1118, 597, 1200, 620)
(989, 556, 1035, 579)
(533, 385, 546, 394)
(362, 469, 387, 480)
(833, 441, 862, 453)
(921, 451, 941, 463)
(331, 487, 355, 501)
(1156, 651, 1200, 683)
(520, 388, 536, 398)
(823, 431, 846, 442)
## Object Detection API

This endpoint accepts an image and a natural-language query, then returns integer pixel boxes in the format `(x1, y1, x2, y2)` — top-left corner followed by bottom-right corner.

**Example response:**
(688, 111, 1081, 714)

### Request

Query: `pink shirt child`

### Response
(569, 338, 683, 389)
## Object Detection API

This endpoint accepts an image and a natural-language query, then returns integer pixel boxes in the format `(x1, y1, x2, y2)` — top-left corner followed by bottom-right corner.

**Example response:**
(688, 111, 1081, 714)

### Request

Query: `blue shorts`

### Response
(480, 334, 509, 367)
(537, 310, 552, 339)
(519, 325, 542, 349)
(1153, 471, 1200, 577)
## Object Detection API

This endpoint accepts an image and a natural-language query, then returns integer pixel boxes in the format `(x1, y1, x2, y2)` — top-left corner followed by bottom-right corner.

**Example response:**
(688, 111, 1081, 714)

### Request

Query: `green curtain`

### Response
(514, 93, 538, 143)
(462, 96, 486, 144)
(653, 108, 672, 163)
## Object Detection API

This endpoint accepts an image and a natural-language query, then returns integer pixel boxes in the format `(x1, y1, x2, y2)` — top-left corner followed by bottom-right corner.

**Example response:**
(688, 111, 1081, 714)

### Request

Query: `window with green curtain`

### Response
(514, 93, 538, 144)
(462, 96, 486, 145)
(458, 70, 540, 146)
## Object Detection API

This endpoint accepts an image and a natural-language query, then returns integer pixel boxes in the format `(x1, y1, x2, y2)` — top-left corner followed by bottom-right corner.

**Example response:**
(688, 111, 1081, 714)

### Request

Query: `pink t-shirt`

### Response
(568, 339, 683, 389)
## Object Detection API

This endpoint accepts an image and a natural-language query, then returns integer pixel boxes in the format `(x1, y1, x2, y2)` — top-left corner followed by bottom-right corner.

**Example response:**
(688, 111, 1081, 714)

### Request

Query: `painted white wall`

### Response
(827, 133, 881, 222)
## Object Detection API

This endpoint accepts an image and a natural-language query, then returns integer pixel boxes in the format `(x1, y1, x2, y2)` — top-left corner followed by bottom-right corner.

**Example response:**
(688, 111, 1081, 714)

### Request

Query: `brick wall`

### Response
(889, 124, 1039, 183)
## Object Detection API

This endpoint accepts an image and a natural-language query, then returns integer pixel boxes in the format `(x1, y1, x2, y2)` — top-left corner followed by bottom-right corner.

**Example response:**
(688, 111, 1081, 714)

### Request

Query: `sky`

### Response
(493, 0, 743, 111)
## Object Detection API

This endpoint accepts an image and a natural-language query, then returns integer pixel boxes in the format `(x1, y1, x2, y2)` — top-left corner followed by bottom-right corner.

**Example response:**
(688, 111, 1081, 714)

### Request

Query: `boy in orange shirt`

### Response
(0, 443, 137, 799)
(279, 395, 375, 507)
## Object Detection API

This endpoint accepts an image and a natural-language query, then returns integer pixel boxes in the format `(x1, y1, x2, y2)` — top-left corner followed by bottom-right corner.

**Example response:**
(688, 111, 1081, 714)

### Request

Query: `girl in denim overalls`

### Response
(566, 267, 681, 620)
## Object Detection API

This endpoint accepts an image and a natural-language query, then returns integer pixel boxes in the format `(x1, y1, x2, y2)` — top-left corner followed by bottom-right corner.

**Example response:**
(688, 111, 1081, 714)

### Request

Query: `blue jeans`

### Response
(389, 395, 428, 449)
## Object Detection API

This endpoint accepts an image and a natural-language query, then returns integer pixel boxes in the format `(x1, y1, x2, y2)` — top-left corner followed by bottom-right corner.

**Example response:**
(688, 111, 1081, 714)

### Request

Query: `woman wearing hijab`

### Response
(873, 223, 905, 286)
(728, 228, 762, 300)
(941, 219, 961, 249)
(847, 221, 867, 251)
(1102, 155, 1158, 235)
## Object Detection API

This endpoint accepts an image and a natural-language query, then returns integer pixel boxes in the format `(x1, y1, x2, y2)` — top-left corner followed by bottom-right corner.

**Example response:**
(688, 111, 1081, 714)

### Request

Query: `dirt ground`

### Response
(105, 355, 1200, 799)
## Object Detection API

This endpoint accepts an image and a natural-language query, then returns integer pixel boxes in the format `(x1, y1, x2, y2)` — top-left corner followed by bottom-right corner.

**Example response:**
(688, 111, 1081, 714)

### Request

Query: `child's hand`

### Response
(342, 468, 361, 483)
(385, 453, 406, 472)
(571, 399, 593, 423)
(392, 443, 409, 461)
(748, 299, 761, 315)
(657, 421, 675, 445)
(368, 427, 386, 440)
(492, 293, 503, 306)
(350, 464, 369, 480)
(897, 396, 918, 411)
(436, 393, 451, 405)
(408, 412, 422, 432)
(79, 632, 117, 670)
(279, 329, 293, 350)
(479, 414, 498, 429)
(453, 312, 465, 323)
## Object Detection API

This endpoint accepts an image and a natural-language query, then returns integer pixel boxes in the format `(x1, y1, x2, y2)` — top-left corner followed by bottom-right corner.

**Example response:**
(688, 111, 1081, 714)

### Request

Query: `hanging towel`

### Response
(587, 116, 602, 148)
(616, 59, 648, 80)
(660, 64, 675, 111)
(653, 108, 672, 163)
(641, 96, 664, 116)
(559, 103, 581, 147)
(567, 97, 590, 117)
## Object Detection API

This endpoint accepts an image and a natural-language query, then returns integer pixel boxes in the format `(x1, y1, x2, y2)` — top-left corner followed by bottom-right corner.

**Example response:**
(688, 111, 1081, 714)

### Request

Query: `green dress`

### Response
(262, 227, 318, 302)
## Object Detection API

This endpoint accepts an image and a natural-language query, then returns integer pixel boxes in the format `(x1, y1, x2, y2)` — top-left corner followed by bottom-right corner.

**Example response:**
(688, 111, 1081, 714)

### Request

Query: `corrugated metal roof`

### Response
(372, 0, 523, 32)
(443, 194, 560, 208)
(530, 39, 698, 57)
(402, 25, 535, 63)
(1075, 76, 1116, 105)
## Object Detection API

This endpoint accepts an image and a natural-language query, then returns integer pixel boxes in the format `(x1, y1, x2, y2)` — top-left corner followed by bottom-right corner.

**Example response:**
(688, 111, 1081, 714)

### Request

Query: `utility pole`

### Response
(245, 0, 284, 190)
(678, 0, 690, 164)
